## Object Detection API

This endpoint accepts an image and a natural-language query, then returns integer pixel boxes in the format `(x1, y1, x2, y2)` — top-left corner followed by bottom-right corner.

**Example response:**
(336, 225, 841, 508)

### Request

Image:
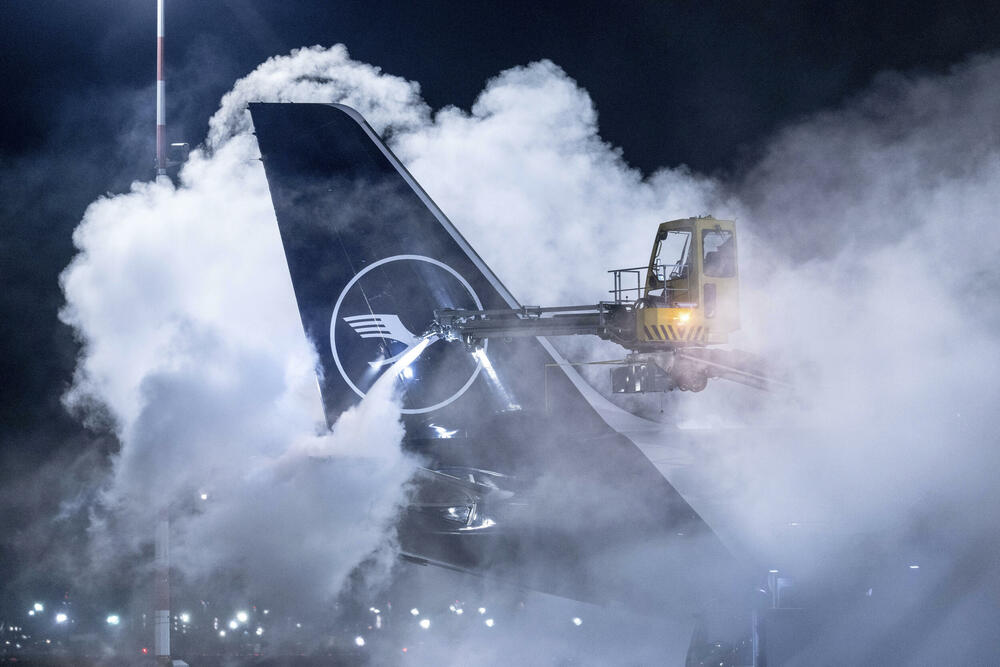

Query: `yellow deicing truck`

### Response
(434, 216, 771, 392)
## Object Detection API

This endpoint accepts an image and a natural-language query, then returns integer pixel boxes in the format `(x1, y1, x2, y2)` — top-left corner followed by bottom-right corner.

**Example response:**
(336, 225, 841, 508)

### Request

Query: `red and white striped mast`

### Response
(156, 0, 167, 176)
(154, 509, 171, 663)
(154, 2, 172, 660)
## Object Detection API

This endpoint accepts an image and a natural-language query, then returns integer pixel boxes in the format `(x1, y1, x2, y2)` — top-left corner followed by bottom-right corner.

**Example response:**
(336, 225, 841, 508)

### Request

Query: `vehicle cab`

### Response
(639, 216, 740, 346)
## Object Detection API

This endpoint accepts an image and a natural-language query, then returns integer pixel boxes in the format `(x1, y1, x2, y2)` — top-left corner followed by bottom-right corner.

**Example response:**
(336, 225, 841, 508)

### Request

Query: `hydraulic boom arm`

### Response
(433, 303, 635, 345)
(426, 216, 778, 393)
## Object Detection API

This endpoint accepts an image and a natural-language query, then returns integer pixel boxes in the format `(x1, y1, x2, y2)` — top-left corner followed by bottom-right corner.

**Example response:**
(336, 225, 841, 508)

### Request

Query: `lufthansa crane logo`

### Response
(330, 255, 486, 414)
(343, 314, 431, 370)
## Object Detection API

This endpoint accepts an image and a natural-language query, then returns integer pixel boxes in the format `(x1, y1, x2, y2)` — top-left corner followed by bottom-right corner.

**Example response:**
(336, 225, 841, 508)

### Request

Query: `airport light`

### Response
(179, 612, 190, 624)
(909, 564, 920, 570)
(455, 608, 463, 615)
(106, 615, 120, 626)
(228, 620, 238, 630)
(33, 603, 44, 612)
(355, 636, 365, 647)
(28, 610, 34, 617)
(255, 627, 263, 636)
(410, 608, 419, 616)
(571, 617, 582, 626)
(219, 630, 226, 637)
(478, 607, 486, 614)
(55, 613, 68, 624)
(200, 493, 208, 501)
(768, 569, 779, 574)
(485, 618, 495, 628)
(419, 619, 430, 629)
(236, 610, 248, 623)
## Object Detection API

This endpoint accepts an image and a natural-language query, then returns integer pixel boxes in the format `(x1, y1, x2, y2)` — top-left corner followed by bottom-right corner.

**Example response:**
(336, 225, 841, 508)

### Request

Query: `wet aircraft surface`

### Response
(250, 102, 744, 609)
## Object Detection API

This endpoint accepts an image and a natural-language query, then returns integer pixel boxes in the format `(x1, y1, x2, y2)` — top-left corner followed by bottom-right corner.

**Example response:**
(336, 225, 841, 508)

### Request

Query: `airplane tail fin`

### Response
(250, 103, 738, 604)
(249, 102, 604, 436)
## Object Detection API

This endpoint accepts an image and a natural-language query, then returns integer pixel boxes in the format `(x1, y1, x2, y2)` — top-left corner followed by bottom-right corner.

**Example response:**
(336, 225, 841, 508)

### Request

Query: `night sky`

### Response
(3, 0, 1000, 632)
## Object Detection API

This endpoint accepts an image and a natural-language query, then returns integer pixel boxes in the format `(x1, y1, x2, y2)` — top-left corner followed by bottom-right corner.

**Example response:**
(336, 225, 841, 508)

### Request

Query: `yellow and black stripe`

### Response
(642, 324, 709, 343)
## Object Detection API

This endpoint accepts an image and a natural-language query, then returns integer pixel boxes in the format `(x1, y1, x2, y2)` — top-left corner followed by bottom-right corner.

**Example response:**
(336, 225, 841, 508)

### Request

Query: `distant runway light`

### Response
(354, 636, 365, 647)
(478, 607, 486, 614)
(33, 603, 44, 612)
(106, 615, 120, 626)
(200, 493, 208, 500)
(768, 569, 779, 573)
(419, 619, 430, 629)
(219, 630, 226, 637)
(28, 611, 34, 617)
(909, 564, 920, 569)
(179, 613, 190, 624)
(236, 611, 248, 623)
(55, 613, 68, 624)
(410, 608, 419, 616)
(228, 620, 238, 630)
(572, 617, 582, 626)
(255, 627, 263, 636)
(455, 608, 463, 615)
(485, 618, 494, 628)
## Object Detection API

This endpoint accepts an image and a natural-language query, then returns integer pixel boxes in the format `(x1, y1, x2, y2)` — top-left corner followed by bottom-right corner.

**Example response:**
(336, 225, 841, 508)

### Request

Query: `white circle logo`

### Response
(330, 254, 486, 414)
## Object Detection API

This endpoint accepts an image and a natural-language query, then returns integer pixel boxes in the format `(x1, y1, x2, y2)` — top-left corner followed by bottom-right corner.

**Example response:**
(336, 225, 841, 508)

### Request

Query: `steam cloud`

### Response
(59, 47, 425, 612)
(58, 43, 1000, 662)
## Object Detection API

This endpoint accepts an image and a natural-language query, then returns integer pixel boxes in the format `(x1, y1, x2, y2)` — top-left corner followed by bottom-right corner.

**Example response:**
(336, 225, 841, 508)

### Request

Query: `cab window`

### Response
(702, 229, 736, 278)
(655, 229, 692, 280)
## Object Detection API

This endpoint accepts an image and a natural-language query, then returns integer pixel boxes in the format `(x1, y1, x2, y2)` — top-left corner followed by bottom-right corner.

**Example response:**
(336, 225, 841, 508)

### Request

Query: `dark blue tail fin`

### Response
(250, 102, 609, 434)
(250, 103, 738, 605)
